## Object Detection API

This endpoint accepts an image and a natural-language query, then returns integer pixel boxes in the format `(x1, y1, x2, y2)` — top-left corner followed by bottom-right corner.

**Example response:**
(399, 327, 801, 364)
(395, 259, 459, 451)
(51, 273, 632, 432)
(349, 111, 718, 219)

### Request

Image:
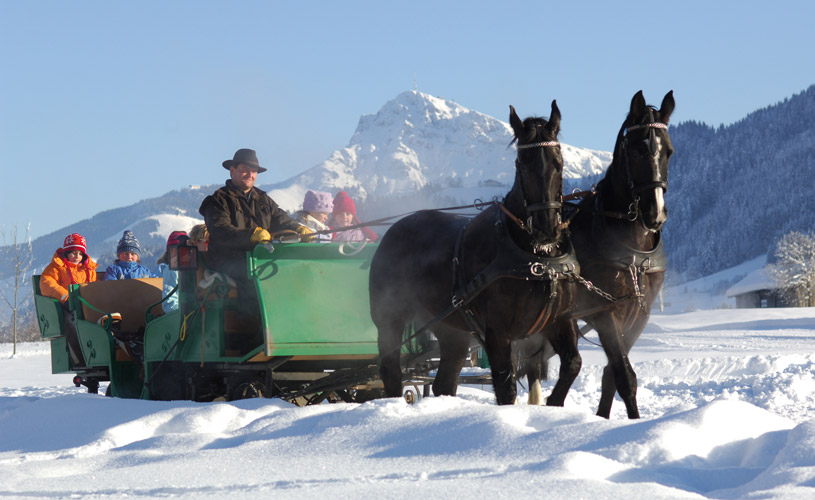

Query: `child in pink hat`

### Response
(329, 191, 379, 242)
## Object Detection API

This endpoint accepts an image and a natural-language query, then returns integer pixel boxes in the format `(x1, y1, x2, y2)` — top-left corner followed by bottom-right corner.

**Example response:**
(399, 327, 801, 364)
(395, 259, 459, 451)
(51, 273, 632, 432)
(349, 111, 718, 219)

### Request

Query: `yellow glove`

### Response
(296, 225, 314, 241)
(250, 227, 271, 244)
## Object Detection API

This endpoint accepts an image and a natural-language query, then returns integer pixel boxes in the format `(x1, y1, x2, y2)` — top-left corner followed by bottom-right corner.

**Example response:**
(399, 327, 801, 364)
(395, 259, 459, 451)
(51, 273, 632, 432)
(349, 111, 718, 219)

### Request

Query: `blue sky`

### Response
(2, 0, 814, 240)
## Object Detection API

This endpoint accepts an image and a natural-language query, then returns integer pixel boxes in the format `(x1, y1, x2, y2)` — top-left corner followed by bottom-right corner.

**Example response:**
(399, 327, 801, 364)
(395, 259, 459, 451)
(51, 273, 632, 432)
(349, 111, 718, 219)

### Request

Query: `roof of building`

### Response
(726, 267, 775, 297)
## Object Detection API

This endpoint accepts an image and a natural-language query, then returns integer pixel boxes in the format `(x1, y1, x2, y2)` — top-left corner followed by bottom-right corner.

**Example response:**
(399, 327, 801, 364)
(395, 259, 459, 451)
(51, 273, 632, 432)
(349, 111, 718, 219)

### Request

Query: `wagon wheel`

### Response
(231, 381, 265, 400)
(403, 388, 417, 404)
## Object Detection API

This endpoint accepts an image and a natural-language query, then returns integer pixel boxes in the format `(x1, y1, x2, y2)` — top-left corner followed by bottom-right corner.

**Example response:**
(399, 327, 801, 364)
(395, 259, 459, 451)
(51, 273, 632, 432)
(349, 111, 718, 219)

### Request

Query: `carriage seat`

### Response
(77, 278, 164, 334)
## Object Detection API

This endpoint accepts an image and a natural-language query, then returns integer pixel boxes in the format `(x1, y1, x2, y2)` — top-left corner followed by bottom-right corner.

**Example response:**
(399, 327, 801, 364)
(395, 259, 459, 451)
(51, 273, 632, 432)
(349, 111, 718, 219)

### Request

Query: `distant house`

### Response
(479, 179, 505, 188)
(725, 268, 792, 308)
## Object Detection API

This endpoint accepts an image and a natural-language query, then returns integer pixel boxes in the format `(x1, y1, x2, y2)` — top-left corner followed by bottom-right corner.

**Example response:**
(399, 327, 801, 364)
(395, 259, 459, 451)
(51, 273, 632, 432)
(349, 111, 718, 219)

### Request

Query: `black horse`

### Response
(537, 90, 674, 419)
(369, 101, 582, 406)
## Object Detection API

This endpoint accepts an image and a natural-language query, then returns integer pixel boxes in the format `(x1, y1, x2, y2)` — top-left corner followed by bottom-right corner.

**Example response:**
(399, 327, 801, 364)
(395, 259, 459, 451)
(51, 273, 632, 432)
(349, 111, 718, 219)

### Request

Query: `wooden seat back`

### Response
(77, 278, 164, 333)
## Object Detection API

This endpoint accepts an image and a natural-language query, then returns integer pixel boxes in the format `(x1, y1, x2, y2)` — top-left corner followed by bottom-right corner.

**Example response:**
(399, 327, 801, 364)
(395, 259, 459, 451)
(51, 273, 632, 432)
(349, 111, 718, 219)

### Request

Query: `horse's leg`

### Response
(596, 323, 640, 419)
(486, 332, 517, 405)
(597, 364, 617, 417)
(526, 352, 544, 405)
(432, 330, 471, 397)
(376, 317, 406, 398)
(544, 319, 582, 407)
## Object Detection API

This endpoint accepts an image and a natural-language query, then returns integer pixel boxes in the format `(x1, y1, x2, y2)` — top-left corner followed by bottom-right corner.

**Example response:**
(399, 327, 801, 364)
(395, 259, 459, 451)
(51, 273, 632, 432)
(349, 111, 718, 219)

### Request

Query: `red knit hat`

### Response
(62, 233, 87, 254)
(333, 191, 357, 217)
(167, 230, 188, 246)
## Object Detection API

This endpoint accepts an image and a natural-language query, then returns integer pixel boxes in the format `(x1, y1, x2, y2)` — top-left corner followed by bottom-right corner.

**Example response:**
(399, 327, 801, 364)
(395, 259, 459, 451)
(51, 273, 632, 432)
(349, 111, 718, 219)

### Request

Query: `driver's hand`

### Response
(250, 227, 272, 244)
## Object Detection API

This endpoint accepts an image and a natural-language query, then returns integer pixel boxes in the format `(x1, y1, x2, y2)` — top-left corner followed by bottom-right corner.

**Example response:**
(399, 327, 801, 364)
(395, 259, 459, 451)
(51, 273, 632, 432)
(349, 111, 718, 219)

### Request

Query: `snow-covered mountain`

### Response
(265, 90, 610, 210)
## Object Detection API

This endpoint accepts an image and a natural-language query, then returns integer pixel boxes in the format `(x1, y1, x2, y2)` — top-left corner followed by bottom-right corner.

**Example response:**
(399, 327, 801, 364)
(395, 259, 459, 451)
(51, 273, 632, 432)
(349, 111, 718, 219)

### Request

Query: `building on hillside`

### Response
(725, 268, 793, 308)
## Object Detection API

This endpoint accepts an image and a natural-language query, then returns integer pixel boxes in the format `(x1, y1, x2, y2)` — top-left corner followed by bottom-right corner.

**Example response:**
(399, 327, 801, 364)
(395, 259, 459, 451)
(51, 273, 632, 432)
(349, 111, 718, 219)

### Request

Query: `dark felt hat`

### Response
(222, 148, 267, 173)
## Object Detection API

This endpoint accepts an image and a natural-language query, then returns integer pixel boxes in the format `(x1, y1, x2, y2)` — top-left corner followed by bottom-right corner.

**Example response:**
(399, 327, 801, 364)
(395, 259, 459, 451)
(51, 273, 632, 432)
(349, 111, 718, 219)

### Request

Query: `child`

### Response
(295, 190, 334, 243)
(156, 231, 188, 313)
(189, 223, 209, 252)
(40, 233, 98, 303)
(40, 233, 99, 367)
(329, 191, 379, 242)
(105, 230, 156, 280)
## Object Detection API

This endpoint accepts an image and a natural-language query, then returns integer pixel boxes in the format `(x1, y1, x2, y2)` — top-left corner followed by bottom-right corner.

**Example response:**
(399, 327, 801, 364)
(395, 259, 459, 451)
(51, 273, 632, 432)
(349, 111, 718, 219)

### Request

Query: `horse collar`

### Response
(450, 210, 580, 311)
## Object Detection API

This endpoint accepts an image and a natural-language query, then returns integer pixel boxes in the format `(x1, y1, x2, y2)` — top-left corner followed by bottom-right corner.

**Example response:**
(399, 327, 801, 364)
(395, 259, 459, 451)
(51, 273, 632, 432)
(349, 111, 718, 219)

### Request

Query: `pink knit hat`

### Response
(332, 191, 357, 216)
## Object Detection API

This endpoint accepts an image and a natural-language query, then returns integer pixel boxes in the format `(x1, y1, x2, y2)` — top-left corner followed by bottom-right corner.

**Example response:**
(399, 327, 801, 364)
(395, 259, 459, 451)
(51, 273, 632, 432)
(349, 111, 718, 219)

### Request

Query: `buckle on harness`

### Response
(530, 262, 547, 277)
(452, 295, 464, 308)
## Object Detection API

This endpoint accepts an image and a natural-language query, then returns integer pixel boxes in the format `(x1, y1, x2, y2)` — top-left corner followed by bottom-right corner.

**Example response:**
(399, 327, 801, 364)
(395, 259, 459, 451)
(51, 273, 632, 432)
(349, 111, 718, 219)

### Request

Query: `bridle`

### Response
(615, 117, 669, 224)
(511, 135, 565, 248)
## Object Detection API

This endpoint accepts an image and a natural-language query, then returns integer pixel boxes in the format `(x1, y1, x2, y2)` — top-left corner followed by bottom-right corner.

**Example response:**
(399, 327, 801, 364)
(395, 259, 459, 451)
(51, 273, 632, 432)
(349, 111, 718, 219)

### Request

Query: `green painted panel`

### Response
(35, 295, 65, 338)
(143, 310, 181, 363)
(108, 363, 143, 398)
(251, 243, 379, 356)
(33, 275, 65, 339)
(50, 337, 70, 373)
(174, 307, 226, 362)
(75, 320, 113, 367)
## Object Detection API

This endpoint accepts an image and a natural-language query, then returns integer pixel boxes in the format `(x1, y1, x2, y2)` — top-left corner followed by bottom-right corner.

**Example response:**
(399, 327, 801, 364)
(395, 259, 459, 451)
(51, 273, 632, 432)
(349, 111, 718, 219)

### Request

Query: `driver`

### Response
(199, 148, 309, 330)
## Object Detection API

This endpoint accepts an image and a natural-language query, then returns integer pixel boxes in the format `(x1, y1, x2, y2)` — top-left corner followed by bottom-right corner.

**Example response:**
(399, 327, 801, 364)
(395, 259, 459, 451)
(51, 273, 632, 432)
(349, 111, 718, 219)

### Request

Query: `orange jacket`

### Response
(39, 249, 98, 302)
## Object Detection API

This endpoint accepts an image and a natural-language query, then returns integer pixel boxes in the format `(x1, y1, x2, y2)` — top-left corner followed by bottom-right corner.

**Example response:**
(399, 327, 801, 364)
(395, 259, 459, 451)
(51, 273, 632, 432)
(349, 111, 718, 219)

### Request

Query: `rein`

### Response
(498, 202, 569, 233)
(304, 200, 500, 238)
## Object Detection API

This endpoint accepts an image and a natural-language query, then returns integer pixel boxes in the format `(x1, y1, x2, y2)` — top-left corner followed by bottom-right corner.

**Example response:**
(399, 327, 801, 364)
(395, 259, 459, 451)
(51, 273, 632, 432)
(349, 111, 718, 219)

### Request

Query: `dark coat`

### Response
(199, 180, 300, 278)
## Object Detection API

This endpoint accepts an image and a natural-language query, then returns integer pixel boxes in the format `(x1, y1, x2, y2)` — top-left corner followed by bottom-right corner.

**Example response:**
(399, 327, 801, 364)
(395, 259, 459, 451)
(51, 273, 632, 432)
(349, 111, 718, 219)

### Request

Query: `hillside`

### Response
(664, 84, 815, 280)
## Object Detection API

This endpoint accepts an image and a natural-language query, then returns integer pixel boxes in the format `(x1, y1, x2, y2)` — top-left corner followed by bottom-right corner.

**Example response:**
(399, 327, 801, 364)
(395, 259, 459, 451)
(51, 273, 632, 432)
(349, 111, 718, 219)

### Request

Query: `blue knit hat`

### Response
(116, 230, 141, 256)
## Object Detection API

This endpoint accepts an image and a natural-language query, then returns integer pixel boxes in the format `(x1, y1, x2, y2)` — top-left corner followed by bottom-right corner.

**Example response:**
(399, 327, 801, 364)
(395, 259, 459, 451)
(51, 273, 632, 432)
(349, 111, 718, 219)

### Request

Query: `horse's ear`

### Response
(547, 100, 561, 135)
(658, 90, 675, 124)
(630, 90, 646, 118)
(509, 105, 524, 136)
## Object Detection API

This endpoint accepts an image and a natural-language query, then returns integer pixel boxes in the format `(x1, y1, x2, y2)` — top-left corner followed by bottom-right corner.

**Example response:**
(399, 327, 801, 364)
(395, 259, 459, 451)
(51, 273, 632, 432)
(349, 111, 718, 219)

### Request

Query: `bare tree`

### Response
(766, 230, 815, 307)
(0, 224, 35, 354)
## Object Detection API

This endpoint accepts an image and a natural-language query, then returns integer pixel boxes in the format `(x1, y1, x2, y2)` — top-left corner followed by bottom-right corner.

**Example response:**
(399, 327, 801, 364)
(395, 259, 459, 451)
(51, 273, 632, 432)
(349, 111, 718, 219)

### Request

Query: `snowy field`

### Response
(2, 308, 815, 499)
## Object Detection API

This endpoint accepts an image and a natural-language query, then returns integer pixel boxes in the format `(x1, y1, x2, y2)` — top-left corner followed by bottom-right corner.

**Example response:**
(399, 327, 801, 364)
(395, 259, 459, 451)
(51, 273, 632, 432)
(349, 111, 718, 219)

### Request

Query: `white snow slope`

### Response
(3, 306, 815, 499)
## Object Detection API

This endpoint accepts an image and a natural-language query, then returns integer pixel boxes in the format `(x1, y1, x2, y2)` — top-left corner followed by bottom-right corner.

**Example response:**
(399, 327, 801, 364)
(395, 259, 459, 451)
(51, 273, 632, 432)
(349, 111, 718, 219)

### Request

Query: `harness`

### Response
(451, 208, 580, 345)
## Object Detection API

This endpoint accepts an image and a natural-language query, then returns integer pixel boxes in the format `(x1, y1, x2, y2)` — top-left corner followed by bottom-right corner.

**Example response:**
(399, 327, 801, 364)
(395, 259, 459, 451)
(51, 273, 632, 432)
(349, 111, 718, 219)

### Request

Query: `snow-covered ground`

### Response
(2, 307, 814, 499)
